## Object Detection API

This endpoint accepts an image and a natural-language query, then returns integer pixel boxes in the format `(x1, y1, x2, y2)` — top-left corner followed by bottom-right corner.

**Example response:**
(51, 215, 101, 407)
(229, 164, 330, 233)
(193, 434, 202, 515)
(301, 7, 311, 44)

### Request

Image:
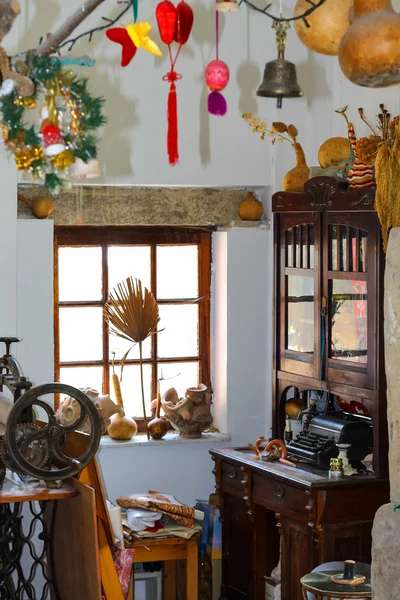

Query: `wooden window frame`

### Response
(54, 226, 212, 430)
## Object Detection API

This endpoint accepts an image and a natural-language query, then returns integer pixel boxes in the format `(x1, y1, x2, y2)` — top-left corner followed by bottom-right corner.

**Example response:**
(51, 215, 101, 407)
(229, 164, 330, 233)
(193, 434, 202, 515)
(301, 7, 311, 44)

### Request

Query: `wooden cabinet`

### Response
(274, 177, 387, 477)
(211, 178, 389, 600)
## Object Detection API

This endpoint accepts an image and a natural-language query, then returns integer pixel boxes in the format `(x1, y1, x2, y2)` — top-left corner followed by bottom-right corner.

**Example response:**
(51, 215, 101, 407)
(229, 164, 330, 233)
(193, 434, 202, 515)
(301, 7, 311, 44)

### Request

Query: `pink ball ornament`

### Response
(205, 60, 230, 92)
(205, 60, 230, 116)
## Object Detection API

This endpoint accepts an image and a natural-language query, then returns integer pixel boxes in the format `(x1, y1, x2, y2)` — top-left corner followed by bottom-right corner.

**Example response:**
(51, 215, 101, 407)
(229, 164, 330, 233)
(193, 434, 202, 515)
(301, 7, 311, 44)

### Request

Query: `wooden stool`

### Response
(128, 536, 199, 600)
(300, 570, 372, 600)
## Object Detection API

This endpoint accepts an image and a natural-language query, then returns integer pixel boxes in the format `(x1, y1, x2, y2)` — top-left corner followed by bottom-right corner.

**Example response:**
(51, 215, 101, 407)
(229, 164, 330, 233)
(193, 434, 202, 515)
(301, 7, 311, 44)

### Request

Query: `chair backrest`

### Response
(305, 561, 371, 600)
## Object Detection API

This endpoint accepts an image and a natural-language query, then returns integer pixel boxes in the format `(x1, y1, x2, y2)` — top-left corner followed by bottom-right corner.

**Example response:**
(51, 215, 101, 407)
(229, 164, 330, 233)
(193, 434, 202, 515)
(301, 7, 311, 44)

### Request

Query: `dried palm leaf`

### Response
(104, 277, 160, 344)
(104, 278, 161, 438)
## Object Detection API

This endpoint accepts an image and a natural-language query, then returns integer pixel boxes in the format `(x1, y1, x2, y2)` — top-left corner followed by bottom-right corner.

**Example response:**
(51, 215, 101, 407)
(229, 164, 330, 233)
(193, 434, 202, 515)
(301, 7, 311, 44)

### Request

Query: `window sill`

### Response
(99, 431, 231, 449)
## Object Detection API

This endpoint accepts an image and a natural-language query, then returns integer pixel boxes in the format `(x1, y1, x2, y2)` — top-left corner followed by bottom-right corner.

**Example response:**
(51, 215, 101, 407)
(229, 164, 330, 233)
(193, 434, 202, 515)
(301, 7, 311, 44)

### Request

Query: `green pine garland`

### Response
(0, 55, 106, 192)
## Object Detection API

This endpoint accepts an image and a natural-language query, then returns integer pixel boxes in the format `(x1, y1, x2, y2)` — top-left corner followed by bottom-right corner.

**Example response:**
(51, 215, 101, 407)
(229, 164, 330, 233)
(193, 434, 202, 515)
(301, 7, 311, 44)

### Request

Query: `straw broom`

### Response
(375, 127, 400, 253)
(104, 278, 161, 439)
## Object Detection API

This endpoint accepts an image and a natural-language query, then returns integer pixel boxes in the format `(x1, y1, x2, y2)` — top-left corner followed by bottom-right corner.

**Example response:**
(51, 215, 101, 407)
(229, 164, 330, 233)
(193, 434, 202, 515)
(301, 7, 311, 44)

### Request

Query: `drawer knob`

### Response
(273, 484, 285, 498)
(227, 467, 237, 479)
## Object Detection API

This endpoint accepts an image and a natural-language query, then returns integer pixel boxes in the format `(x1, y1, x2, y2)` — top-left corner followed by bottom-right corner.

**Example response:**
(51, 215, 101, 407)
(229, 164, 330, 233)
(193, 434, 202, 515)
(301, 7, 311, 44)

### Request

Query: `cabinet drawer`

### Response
(252, 473, 310, 519)
(221, 461, 244, 492)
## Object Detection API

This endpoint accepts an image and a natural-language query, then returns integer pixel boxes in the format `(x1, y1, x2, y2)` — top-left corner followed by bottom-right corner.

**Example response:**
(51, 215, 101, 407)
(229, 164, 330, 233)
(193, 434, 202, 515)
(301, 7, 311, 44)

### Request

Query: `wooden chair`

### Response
(128, 536, 199, 600)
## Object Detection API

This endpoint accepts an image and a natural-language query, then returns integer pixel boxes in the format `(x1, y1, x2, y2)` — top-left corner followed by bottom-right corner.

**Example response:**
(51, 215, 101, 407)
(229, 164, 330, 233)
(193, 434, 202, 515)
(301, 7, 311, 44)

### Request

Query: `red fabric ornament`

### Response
(42, 124, 66, 157)
(174, 0, 194, 44)
(156, 0, 193, 166)
(106, 28, 137, 67)
(156, 0, 177, 44)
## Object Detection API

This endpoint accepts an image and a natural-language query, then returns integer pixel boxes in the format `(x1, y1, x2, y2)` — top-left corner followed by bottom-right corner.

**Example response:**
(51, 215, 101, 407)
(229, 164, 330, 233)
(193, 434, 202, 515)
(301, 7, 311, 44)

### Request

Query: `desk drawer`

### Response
(252, 473, 310, 519)
(221, 461, 244, 492)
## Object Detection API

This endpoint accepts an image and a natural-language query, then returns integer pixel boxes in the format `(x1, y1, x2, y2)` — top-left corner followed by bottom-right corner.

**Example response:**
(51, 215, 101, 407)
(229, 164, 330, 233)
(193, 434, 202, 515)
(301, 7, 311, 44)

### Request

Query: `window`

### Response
(54, 227, 211, 424)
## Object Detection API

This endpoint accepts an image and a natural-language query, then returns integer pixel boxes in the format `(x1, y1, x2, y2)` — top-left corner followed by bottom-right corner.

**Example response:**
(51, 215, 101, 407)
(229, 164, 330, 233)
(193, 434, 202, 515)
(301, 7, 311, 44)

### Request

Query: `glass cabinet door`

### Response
(324, 214, 377, 390)
(279, 214, 320, 379)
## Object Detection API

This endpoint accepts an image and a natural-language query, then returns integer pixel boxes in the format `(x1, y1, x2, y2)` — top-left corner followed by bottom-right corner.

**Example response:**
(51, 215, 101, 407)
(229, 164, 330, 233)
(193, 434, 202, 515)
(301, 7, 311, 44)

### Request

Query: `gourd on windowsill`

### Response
(107, 372, 138, 440)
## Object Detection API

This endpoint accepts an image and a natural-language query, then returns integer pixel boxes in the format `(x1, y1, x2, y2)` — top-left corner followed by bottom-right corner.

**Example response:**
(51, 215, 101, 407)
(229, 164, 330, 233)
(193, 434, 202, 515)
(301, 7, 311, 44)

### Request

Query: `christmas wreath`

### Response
(0, 54, 106, 192)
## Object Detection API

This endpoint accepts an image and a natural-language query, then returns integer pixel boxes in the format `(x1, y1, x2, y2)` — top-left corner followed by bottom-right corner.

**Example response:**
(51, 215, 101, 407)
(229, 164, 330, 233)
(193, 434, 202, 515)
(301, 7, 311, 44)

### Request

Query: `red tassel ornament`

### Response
(156, 0, 193, 165)
(167, 82, 179, 164)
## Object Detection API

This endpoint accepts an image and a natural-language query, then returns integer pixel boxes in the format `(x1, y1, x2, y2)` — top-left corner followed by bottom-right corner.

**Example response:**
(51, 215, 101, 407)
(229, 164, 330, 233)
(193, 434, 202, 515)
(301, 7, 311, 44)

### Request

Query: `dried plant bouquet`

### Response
(104, 277, 161, 439)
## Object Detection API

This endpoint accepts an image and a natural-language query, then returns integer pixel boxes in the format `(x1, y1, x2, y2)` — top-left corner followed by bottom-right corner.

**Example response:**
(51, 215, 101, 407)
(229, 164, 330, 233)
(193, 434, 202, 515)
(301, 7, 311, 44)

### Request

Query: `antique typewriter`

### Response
(287, 413, 372, 469)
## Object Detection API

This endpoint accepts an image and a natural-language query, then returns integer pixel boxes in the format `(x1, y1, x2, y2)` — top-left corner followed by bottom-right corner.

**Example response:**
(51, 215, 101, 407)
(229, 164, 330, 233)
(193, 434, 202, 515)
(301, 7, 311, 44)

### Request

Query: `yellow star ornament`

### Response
(126, 22, 163, 57)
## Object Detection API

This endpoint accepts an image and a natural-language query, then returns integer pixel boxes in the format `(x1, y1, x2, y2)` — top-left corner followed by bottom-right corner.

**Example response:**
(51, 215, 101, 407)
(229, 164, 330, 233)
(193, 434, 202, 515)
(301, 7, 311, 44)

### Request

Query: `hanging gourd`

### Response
(294, 0, 352, 56)
(338, 0, 400, 87)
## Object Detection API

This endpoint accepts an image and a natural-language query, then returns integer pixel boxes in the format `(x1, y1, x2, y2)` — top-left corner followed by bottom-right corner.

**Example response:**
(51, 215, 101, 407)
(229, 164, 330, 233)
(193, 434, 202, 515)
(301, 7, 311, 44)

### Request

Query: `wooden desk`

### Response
(211, 447, 389, 600)
(128, 536, 199, 600)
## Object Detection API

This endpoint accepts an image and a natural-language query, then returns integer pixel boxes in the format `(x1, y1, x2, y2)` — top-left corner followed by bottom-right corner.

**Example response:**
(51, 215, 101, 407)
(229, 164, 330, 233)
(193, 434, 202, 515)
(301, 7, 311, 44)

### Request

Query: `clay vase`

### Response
(338, 0, 400, 87)
(282, 143, 310, 193)
(294, 0, 353, 56)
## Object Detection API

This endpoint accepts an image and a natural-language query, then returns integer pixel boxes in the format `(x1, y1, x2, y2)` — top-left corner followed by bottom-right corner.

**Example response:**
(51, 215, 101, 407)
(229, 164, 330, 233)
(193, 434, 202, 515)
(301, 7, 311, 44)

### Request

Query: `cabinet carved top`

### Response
(273, 177, 376, 213)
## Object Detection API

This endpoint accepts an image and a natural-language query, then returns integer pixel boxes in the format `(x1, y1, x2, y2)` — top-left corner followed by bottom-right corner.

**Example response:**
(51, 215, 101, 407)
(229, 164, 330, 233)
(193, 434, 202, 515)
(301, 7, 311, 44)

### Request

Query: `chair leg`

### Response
(186, 539, 198, 600)
(163, 561, 176, 600)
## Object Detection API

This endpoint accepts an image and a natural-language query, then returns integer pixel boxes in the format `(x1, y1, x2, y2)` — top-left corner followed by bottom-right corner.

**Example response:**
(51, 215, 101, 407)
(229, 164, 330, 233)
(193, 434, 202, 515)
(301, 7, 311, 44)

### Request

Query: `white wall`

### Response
(0, 145, 18, 336)
(99, 224, 272, 504)
(212, 227, 272, 446)
(8, 0, 400, 188)
(3, 0, 400, 506)
(16, 220, 54, 385)
(0, 160, 272, 506)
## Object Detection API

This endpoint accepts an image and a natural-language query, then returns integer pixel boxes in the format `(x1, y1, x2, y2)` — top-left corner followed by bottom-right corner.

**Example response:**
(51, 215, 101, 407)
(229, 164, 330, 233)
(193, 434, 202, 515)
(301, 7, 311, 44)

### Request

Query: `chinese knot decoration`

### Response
(156, 0, 194, 165)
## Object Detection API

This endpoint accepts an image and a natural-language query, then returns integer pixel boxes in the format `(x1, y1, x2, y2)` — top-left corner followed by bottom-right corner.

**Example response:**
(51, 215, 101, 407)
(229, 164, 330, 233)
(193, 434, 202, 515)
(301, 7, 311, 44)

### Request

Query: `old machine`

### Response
(286, 410, 372, 468)
(210, 177, 390, 600)
(0, 336, 102, 600)
(0, 336, 101, 487)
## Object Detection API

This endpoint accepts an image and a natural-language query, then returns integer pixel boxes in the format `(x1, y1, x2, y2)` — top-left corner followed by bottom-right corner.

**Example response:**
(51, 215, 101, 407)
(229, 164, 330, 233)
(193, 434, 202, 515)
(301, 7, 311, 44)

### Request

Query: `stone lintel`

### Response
(17, 185, 264, 228)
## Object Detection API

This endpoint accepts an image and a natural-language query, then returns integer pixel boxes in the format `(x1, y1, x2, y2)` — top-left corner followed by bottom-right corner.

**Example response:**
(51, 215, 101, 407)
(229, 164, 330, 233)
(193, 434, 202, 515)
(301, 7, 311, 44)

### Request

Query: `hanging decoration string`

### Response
(132, 0, 138, 23)
(204, 1, 230, 117)
(216, 10, 219, 60)
(238, 0, 326, 26)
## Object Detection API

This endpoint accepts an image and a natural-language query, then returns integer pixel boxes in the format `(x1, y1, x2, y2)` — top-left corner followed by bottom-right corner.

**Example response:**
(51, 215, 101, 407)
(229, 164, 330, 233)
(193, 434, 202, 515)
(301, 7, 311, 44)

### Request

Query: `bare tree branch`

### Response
(35, 0, 108, 55)
(0, 0, 20, 42)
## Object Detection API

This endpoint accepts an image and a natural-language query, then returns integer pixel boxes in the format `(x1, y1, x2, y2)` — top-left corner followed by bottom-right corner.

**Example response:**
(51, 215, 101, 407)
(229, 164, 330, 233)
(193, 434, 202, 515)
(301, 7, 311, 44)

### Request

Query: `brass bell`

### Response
(257, 21, 303, 109)
(216, 0, 239, 11)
